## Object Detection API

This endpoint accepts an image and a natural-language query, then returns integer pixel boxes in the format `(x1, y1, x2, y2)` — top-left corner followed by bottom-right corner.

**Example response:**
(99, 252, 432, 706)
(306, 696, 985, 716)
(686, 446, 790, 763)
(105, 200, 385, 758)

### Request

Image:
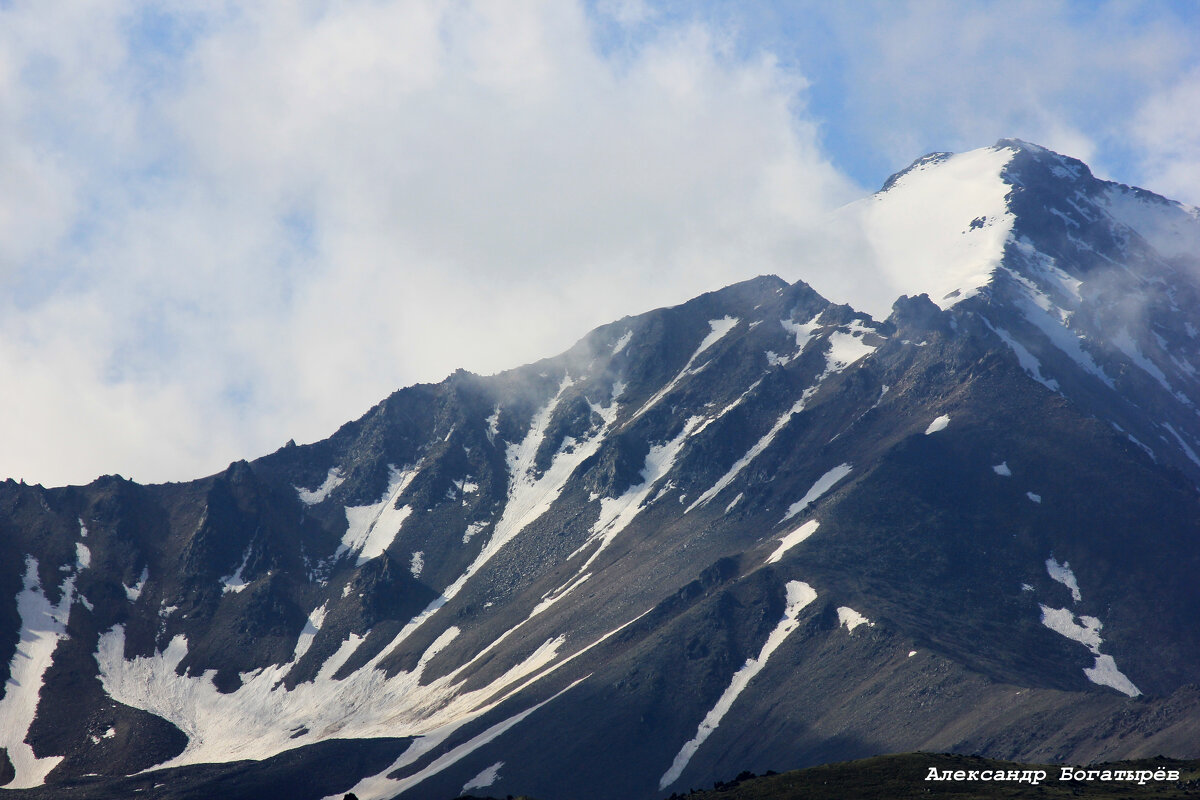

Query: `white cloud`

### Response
(805, 0, 1196, 189)
(1131, 67, 1200, 206)
(0, 1, 854, 486)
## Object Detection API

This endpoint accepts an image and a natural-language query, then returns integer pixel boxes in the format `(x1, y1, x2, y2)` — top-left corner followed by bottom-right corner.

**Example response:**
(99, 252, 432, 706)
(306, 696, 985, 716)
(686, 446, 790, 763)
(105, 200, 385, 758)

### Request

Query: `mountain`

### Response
(3, 140, 1200, 800)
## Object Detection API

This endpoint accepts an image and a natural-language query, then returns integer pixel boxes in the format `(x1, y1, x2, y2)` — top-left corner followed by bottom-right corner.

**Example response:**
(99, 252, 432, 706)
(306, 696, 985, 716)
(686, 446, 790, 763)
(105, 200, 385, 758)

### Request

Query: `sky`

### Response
(2, 0, 1199, 487)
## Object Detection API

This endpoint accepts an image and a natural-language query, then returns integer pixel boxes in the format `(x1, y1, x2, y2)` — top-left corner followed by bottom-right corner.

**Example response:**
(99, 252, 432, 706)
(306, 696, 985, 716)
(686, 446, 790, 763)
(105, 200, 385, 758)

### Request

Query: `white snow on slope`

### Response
(1027, 492, 1042, 503)
(221, 548, 252, 594)
(982, 320, 1061, 391)
(659, 581, 817, 790)
(0, 559, 74, 788)
(992, 462, 1012, 476)
(339, 465, 419, 565)
(125, 567, 148, 602)
(837, 607, 873, 633)
(325, 613, 647, 800)
(410, 552, 425, 579)
(75, 541, 91, 571)
(629, 317, 739, 424)
(612, 329, 633, 355)
(462, 761, 504, 792)
(925, 415, 950, 434)
(292, 604, 327, 663)
(1037, 558, 1140, 697)
(689, 324, 878, 513)
(572, 415, 705, 577)
(687, 401, 804, 513)
(96, 382, 634, 782)
(1086, 656, 1142, 698)
(1045, 557, 1081, 603)
(377, 376, 618, 660)
(1040, 605, 1101, 651)
(1005, 266, 1114, 389)
(778, 314, 821, 362)
(101, 618, 562, 773)
(826, 323, 878, 370)
(780, 464, 852, 523)
(1111, 328, 1173, 393)
(766, 520, 820, 565)
(297, 468, 345, 506)
(811, 145, 1018, 319)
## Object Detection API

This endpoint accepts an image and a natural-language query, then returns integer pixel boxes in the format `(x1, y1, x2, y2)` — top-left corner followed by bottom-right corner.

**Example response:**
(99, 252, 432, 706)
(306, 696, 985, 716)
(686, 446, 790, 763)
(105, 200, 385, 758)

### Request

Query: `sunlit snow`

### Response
(659, 581, 817, 790)
(766, 520, 820, 565)
(780, 464, 852, 523)
(297, 468, 345, 506)
(0, 559, 74, 788)
(814, 145, 1018, 319)
(992, 462, 1011, 476)
(925, 415, 950, 434)
(220, 548, 252, 594)
(338, 465, 419, 565)
(629, 317, 739, 424)
(837, 606, 873, 633)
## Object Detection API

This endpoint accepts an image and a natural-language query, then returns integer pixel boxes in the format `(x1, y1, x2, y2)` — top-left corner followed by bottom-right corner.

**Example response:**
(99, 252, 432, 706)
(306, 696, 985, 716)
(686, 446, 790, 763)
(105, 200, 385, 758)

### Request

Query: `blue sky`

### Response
(1, 0, 1198, 486)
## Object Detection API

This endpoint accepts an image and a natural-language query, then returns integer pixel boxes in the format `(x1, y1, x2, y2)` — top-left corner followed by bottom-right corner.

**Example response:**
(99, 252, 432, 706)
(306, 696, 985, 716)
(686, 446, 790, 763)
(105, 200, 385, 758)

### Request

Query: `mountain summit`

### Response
(2, 141, 1200, 800)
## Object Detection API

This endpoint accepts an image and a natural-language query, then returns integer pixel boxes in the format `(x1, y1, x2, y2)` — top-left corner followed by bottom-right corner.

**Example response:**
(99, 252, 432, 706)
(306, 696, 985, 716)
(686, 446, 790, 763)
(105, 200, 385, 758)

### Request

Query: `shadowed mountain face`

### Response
(2, 140, 1200, 800)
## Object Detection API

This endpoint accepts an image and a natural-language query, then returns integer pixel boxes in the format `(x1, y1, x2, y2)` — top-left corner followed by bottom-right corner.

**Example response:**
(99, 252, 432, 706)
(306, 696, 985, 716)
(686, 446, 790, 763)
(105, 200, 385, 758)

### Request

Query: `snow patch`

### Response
(1038, 564, 1140, 698)
(629, 317, 739, 423)
(1026, 492, 1041, 503)
(75, 541, 91, 571)
(780, 464, 852, 523)
(992, 462, 1011, 476)
(292, 604, 327, 663)
(485, 407, 501, 444)
(297, 468, 344, 506)
(837, 607, 873, 633)
(124, 567, 148, 602)
(724, 493, 744, 514)
(220, 548, 252, 594)
(766, 520, 820, 565)
(410, 552, 425, 579)
(462, 522, 487, 545)
(825, 326, 877, 370)
(463, 761, 504, 792)
(687, 400, 804, 513)
(780, 314, 821, 358)
(0, 558, 74, 788)
(339, 465, 419, 565)
(611, 329, 633, 355)
(1045, 557, 1081, 603)
(573, 416, 704, 576)
(925, 415, 950, 434)
(659, 581, 817, 790)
